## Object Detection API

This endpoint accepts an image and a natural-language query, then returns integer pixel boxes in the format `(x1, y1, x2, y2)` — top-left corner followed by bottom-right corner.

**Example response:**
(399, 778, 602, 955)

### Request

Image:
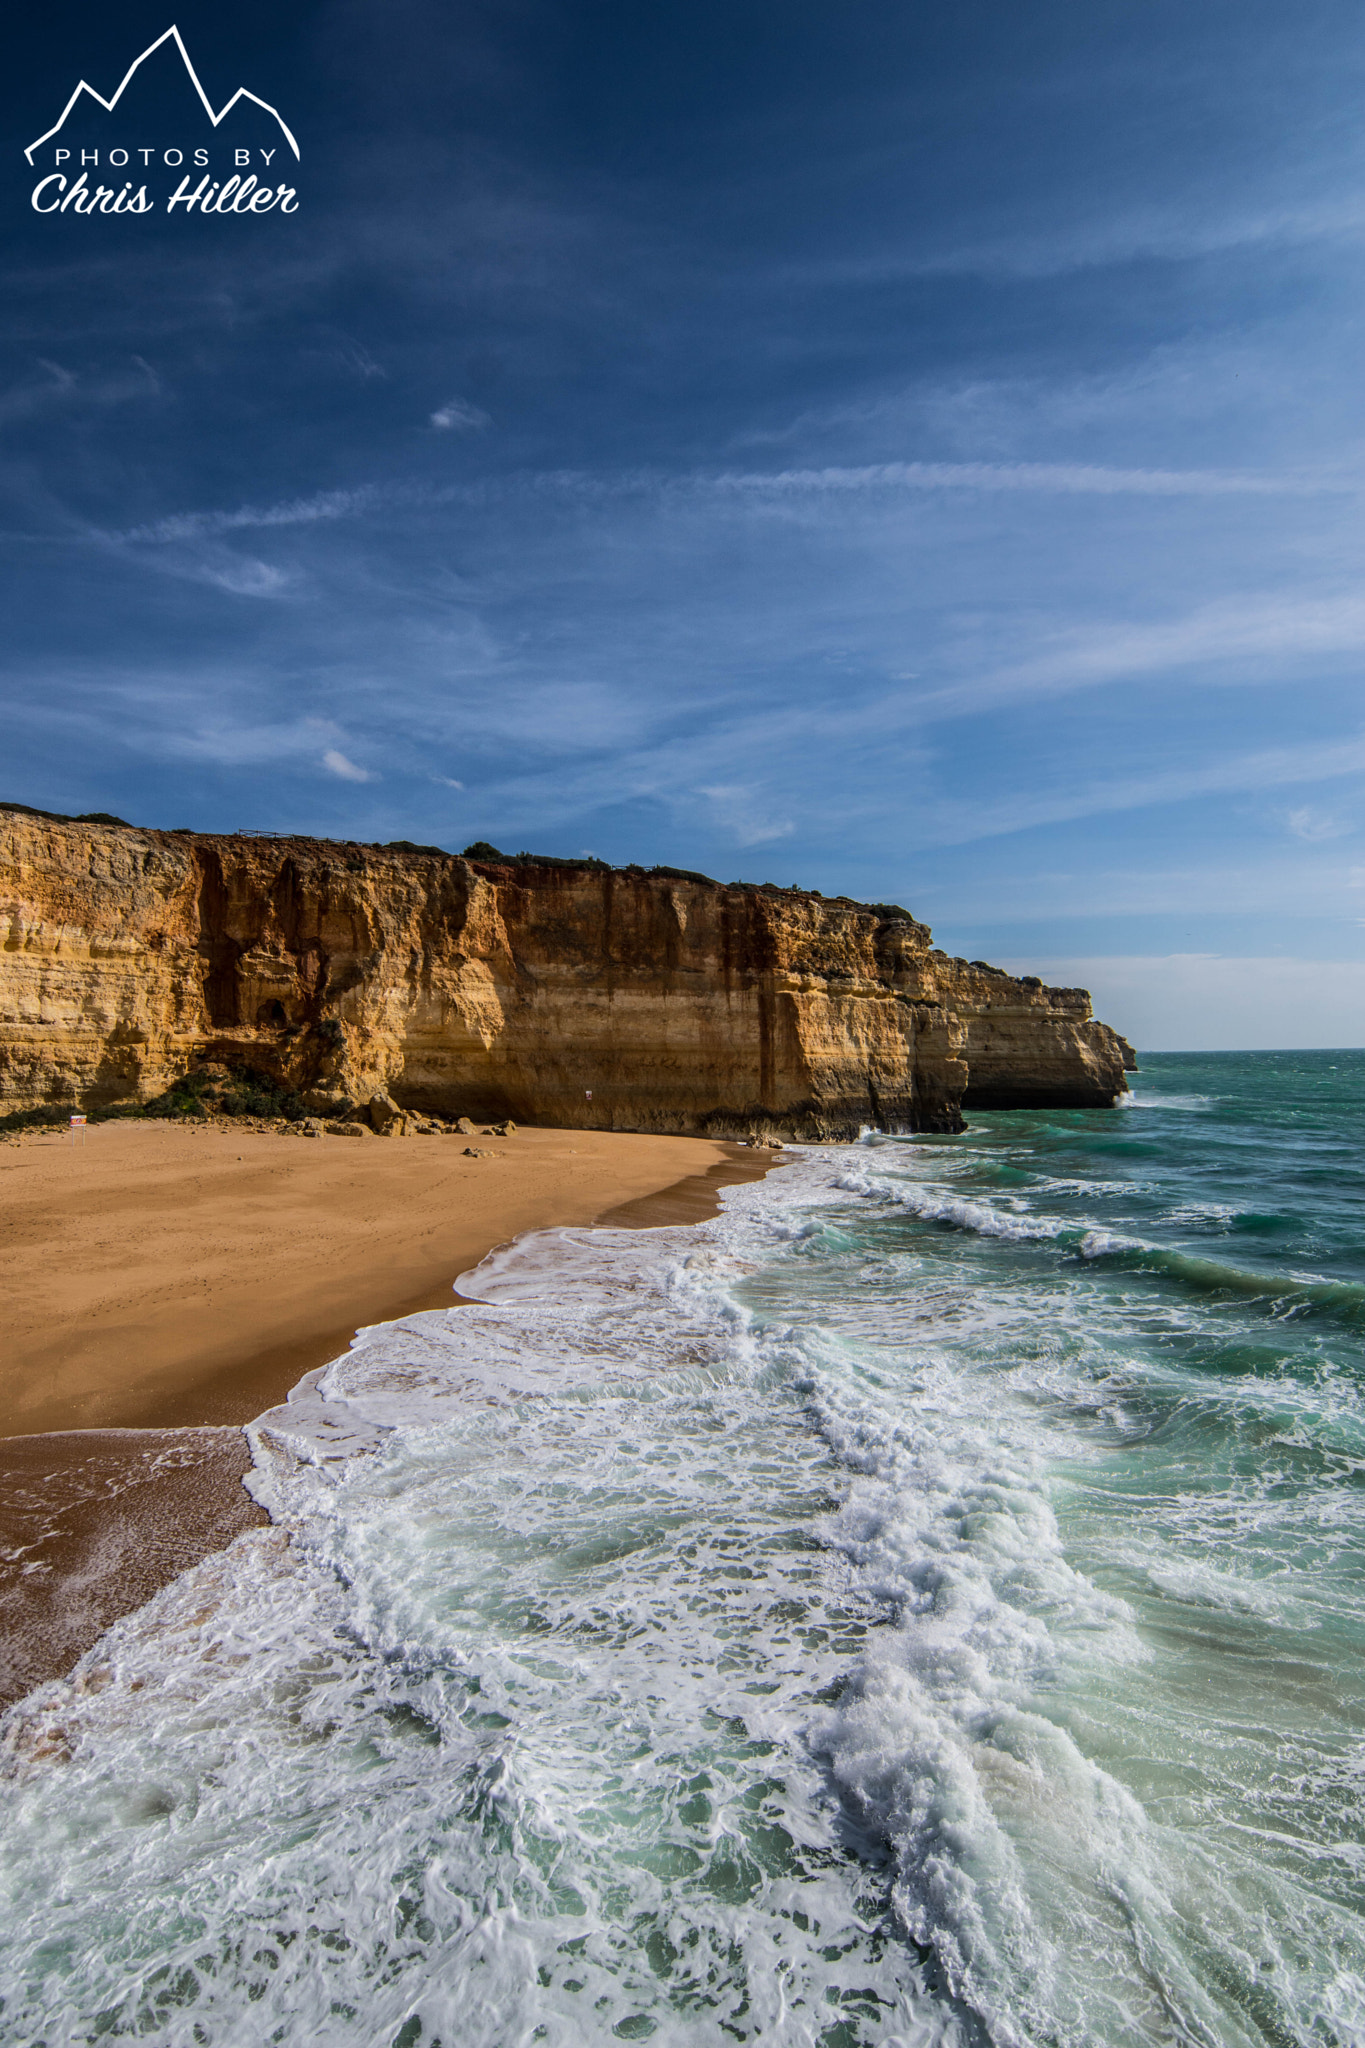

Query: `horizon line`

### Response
(24, 25, 300, 166)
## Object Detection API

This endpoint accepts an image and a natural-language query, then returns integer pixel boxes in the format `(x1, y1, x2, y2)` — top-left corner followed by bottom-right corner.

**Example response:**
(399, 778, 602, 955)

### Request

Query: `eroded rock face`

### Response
(0, 810, 1133, 1136)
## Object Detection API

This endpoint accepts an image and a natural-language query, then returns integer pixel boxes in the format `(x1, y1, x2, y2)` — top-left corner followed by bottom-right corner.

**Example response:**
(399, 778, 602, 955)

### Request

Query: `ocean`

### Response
(3, 1050, 1365, 2047)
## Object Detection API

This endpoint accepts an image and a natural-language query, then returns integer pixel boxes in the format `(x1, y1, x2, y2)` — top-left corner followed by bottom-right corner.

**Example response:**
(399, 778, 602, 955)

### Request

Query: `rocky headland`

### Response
(0, 805, 1134, 1138)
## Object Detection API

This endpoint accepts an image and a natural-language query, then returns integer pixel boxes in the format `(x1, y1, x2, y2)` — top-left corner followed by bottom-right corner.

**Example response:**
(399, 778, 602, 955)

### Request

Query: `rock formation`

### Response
(0, 807, 1134, 1137)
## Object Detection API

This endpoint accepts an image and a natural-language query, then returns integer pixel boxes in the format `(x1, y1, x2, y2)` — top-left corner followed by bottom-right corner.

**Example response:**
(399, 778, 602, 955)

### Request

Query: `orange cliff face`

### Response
(0, 808, 1135, 1136)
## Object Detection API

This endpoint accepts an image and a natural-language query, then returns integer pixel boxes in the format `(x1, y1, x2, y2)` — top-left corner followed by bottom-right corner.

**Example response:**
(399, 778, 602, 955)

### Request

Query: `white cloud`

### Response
(339, 342, 386, 380)
(432, 774, 464, 789)
(142, 714, 346, 769)
(33, 357, 74, 392)
(709, 458, 1330, 501)
(196, 557, 291, 598)
(696, 784, 795, 846)
(899, 728, 1365, 849)
(0, 355, 158, 425)
(322, 748, 375, 783)
(100, 543, 294, 599)
(906, 593, 1365, 727)
(117, 488, 380, 545)
(799, 195, 1365, 287)
(999, 954, 1365, 1052)
(1286, 805, 1351, 843)
(431, 398, 491, 432)
(97, 451, 1342, 573)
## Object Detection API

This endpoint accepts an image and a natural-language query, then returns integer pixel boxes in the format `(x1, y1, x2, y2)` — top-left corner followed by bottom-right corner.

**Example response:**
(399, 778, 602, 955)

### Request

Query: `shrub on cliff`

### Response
(649, 864, 715, 886)
(461, 841, 614, 873)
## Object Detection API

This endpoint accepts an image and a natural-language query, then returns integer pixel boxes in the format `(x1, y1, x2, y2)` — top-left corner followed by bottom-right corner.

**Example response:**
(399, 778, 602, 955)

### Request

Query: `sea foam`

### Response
(4, 1123, 1365, 2047)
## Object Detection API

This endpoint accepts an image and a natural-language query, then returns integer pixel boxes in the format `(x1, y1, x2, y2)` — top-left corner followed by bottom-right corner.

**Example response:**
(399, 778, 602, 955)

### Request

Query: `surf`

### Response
(4, 1053, 1365, 2045)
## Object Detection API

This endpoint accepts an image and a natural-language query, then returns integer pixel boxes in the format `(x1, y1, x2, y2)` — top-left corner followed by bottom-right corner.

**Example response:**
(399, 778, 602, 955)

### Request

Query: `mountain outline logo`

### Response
(24, 24, 300, 166)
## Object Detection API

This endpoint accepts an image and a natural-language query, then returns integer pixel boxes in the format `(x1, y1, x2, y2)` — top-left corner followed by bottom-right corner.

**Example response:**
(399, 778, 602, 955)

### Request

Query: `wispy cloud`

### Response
(194, 557, 292, 598)
(1286, 805, 1351, 843)
(706, 458, 1334, 500)
(905, 729, 1365, 849)
(27, 692, 383, 782)
(117, 488, 382, 546)
(906, 593, 1365, 724)
(337, 342, 386, 381)
(322, 748, 375, 783)
(805, 195, 1365, 287)
(94, 452, 1339, 565)
(696, 784, 795, 846)
(85, 535, 298, 600)
(138, 713, 353, 770)
(386, 690, 1365, 859)
(94, 488, 399, 602)
(431, 398, 491, 432)
(0, 355, 159, 426)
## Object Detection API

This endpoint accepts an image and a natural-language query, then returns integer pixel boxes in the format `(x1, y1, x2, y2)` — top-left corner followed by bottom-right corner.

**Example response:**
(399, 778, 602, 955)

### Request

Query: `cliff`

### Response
(0, 808, 1134, 1137)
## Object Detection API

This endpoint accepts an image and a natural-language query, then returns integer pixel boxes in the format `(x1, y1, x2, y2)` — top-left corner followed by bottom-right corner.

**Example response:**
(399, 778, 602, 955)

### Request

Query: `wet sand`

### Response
(0, 1123, 778, 1706)
(0, 1429, 265, 1710)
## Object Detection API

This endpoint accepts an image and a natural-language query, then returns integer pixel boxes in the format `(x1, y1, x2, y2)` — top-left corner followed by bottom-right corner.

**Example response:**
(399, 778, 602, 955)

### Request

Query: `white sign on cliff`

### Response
(24, 25, 301, 218)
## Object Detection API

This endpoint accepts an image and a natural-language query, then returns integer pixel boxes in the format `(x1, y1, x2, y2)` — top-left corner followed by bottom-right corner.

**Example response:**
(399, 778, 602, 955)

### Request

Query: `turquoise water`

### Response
(2, 1052, 1364, 2046)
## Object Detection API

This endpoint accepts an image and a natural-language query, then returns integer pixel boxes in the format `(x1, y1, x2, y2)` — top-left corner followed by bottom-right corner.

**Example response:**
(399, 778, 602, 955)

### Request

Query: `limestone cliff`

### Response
(0, 807, 1133, 1136)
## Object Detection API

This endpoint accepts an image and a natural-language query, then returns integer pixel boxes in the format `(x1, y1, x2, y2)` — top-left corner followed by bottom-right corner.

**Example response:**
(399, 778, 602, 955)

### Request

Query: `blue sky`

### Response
(4, 0, 1364, 1047)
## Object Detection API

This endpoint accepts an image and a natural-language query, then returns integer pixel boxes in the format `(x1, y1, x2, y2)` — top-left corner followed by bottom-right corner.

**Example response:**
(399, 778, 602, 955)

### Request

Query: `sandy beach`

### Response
(0, 1120, 776, 1705)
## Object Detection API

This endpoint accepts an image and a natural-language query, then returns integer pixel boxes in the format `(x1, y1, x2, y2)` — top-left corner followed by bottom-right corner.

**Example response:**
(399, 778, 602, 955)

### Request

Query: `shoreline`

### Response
(0, 1129, 782, 1709)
